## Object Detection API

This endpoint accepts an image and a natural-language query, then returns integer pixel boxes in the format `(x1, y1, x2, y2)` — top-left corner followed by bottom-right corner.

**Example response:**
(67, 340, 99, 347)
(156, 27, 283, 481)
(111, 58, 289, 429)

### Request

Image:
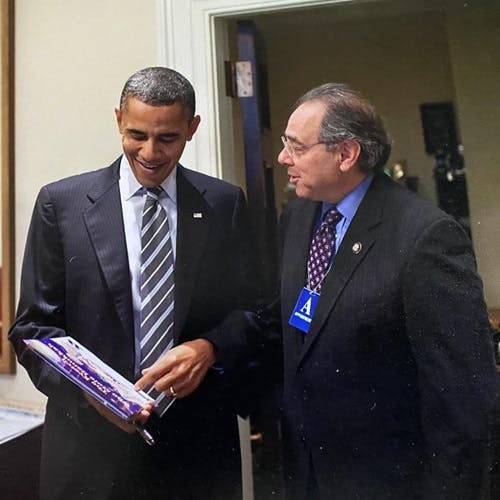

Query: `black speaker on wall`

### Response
(419, 102, 458, 156)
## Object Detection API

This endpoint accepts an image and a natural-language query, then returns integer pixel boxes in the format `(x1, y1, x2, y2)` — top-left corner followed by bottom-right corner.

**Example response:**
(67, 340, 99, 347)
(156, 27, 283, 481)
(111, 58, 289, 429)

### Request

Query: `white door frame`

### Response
(158, 0, 349, 180)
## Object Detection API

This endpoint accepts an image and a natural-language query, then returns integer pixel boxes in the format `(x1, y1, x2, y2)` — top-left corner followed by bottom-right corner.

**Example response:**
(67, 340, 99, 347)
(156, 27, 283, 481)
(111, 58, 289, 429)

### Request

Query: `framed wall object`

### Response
(0, 0, 16, 373)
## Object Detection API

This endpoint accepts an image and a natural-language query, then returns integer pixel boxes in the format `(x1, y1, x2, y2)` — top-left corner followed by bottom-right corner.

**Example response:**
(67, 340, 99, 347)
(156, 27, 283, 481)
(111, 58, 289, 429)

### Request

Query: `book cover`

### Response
(24, 336, 154, 421)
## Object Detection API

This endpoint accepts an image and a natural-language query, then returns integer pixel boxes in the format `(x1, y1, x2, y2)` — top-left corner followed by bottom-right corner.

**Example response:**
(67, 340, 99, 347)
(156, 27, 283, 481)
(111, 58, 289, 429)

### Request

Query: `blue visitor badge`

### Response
(288, 287, 320, 334)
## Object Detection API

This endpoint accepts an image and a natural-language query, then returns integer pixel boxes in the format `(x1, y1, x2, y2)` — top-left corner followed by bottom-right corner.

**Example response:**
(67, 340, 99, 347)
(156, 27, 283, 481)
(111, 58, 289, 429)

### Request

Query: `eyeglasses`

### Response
(280, 135, 330, 158)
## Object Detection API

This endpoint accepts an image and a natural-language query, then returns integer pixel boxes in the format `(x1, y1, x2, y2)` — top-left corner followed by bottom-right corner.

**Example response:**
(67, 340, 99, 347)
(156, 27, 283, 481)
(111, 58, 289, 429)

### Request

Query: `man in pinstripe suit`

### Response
(224, 83, 498, 499)
(9, 67, 257, 499)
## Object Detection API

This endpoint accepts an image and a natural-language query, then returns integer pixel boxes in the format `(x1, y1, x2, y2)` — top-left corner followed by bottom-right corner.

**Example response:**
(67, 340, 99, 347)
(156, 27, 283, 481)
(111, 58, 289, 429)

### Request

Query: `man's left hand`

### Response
(134, 339, 216, 399)
(83, 392, 152, 432)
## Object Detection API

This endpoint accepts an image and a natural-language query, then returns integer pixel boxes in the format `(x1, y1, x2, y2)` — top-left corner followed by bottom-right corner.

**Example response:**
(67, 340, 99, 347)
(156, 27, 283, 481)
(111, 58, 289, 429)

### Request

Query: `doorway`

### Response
(220, 4, 467, 498)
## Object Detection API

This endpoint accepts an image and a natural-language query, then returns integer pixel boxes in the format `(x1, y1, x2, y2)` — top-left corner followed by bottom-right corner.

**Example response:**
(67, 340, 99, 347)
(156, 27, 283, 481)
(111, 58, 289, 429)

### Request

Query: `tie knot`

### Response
(146, 187, 162, 200)
(323, 207, 342, 227)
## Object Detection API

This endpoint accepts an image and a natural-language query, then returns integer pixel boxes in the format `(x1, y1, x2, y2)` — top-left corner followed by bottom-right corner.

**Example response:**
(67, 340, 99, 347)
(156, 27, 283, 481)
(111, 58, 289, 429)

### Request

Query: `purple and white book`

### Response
(24, 336, 154, 421)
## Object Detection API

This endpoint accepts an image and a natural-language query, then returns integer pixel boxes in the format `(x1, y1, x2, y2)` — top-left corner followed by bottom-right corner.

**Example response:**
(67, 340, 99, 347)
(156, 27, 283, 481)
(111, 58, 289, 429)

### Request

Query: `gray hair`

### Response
(294, 83, 392, 172)
(119, 67, 196, 119)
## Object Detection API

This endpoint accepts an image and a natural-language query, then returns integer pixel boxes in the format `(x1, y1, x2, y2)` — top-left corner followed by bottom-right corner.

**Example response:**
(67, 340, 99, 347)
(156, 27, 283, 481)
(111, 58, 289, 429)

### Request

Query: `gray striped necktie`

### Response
(140, 187, 176, 415)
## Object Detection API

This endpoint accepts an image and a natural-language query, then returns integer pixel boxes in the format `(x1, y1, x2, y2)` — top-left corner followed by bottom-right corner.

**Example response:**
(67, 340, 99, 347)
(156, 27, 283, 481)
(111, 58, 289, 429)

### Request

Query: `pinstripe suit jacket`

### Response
(9, 157, 257, 499)
(276, 173, 498, 499)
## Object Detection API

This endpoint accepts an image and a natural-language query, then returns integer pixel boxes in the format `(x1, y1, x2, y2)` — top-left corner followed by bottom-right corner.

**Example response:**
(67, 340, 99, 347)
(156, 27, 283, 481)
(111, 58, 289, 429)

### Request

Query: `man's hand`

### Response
(83, 392, 153, 433)
(135, 339, 216, 399)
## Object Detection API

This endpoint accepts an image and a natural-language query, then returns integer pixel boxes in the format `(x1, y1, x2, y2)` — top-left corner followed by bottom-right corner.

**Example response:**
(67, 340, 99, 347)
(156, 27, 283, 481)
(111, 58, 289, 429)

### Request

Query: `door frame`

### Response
(158, 0, 348, 181)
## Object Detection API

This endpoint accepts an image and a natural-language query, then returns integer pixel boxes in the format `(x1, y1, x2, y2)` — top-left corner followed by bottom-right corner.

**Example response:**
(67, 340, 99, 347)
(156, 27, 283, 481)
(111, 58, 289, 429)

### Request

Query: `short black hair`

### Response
(120, 67, 196, 119)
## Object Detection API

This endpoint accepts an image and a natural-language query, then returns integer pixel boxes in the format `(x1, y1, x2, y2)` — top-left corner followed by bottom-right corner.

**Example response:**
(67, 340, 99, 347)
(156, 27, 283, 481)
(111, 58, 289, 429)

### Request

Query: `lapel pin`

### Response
(193, 212, 203, 219)
(352, 241, 362, 254)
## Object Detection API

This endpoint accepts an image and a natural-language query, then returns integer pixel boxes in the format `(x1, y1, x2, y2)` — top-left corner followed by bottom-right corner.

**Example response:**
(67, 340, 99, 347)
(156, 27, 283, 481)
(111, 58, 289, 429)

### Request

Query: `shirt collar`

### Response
(119, 155, 178, 203)
(321, 173, 373, 222)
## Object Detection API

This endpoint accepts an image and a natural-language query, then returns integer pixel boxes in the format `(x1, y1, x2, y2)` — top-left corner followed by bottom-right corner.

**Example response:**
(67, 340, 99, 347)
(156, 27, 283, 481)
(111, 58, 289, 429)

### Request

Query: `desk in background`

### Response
(0, 400, 44, 500)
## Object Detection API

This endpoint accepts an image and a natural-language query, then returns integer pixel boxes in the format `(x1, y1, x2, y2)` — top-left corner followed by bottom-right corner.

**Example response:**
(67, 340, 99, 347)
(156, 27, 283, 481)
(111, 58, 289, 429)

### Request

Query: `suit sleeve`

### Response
(402, 216, 498, 498)
(8, 186, 85, 422)
(201, 187, 284, 370)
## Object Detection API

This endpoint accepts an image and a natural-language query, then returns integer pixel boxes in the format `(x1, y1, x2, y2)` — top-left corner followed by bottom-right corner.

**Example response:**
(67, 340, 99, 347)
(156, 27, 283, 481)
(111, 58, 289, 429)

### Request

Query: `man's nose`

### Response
(141, 140, 162, 161)
(278, 147, 293, 166)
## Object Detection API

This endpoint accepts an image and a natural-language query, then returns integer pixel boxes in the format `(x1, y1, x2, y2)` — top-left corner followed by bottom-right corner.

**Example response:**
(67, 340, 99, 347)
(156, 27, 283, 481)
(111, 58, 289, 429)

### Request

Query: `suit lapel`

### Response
(174, 167, 211, 341)
(298, 174, 387, 366)
(281, 199, 320, 364)
(83, 160, 134, 337)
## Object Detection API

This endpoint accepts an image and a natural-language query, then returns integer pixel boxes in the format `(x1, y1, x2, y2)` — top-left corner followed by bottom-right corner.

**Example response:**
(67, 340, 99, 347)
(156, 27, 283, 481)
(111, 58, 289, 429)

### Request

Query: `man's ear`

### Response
(338, 139, 361, 172)
(115, 107, 123, 133)
(187, 115, 201, 141)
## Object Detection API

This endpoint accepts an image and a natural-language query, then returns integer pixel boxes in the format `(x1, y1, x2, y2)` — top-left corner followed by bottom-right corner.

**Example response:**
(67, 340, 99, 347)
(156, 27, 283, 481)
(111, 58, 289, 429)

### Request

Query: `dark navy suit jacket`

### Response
(234, 173, 498, 500)
(9, 158, 257, 499)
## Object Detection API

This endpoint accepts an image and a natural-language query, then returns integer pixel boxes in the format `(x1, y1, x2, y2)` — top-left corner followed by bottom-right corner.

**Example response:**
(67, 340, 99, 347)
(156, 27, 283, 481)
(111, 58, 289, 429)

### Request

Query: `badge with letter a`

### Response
(289, 287, 320, 334)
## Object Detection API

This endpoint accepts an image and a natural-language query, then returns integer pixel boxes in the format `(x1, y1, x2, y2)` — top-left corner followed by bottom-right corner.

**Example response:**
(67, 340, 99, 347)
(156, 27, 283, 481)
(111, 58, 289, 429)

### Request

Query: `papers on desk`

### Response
(0, 400, 45, 445)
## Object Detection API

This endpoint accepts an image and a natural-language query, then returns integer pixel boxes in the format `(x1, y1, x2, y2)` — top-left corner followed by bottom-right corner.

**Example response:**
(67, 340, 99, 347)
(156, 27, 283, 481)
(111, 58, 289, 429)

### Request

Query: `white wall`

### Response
(0, 0, 160, 404)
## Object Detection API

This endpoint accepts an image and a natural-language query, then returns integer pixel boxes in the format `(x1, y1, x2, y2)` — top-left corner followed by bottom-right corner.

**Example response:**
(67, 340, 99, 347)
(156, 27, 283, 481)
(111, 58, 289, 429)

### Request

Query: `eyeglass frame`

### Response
(280, 134, 337, 158)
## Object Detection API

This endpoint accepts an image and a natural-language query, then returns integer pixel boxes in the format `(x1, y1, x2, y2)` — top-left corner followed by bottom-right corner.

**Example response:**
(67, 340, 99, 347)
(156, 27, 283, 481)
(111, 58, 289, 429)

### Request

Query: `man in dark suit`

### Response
(9, 67, 257, 499)
(224, 83, 498, 499)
